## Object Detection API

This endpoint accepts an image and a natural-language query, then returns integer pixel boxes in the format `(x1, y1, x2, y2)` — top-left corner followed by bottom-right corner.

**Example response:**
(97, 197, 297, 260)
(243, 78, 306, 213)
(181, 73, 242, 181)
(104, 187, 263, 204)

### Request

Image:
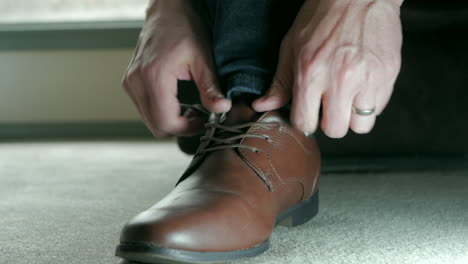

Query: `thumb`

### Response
(191, 59, 231, 114)
(252, 76, 292, 112)
(252, 48, 293, 112)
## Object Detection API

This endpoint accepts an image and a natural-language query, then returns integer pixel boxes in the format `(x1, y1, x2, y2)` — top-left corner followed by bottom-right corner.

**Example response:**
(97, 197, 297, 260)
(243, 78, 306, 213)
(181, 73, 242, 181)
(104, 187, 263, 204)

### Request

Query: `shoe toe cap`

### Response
(119, 190, 271, 252)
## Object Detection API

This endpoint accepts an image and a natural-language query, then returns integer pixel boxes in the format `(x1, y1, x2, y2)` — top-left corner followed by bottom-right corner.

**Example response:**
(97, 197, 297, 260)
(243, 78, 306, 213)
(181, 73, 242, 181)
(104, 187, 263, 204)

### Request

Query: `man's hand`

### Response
(123, 0, 231, 137)
(253, 0, 403, 138)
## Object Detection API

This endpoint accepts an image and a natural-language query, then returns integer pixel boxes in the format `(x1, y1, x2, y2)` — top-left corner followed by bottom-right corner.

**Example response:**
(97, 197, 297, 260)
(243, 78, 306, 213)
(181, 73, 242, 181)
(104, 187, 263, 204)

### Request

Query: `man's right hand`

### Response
(123, 0, 231, 137)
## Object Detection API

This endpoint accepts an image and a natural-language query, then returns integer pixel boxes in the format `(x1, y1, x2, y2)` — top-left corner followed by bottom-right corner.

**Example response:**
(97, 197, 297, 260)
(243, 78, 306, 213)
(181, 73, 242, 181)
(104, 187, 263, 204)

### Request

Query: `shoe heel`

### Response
(277, 191, 319, 228)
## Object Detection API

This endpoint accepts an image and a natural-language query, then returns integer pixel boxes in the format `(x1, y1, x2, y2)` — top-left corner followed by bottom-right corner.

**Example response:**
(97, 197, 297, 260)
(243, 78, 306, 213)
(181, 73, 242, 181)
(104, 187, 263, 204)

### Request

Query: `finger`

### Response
(123, 73, 146, 118)
(350, 87, 377, 134)
(253, 46, 293, 112)
(291, 53, 327, 134)
(252, 76, 292, 112)
(290, 74, 324, 134)
(349, 57, 381, 134)
(123, 73, 167, 137)
(375, 85, 394, 116)
(321, 91, 353, 138)
(143, 68, 204, 136)
(191, 58, 231, 114)
(321, 47, 379, 138)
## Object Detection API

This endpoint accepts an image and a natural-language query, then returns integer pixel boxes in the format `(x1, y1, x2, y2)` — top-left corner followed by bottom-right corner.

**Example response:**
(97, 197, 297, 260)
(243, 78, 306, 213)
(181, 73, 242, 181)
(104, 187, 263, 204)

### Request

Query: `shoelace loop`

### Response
(181, 109, 281, 191)
(196, 119, 277, 155)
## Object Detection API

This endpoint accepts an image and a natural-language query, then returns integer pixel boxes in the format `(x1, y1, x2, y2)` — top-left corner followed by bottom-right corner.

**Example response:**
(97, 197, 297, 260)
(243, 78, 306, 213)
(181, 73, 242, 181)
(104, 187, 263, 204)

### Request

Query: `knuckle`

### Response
(121, 78, 130, 91)
(333, 47, 362, 82)
(332, 46, 398, 94)
(121, 73, 137, 92)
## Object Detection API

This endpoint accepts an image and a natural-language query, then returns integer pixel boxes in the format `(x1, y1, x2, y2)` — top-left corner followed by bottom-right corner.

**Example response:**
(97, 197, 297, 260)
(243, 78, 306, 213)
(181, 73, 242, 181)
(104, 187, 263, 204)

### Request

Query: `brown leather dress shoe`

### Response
(116, 105, 321, 264)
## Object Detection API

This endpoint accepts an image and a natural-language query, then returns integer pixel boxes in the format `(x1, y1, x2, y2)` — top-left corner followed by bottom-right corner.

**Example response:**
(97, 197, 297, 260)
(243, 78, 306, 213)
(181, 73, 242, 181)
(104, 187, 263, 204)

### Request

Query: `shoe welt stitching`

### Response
(266, 125, 284, 187)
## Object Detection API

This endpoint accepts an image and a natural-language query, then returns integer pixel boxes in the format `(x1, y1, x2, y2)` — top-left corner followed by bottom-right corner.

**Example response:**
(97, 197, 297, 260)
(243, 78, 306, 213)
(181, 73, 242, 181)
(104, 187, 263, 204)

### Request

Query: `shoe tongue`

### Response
(223, 102, 261, 126)
(205, 102, 261, 147)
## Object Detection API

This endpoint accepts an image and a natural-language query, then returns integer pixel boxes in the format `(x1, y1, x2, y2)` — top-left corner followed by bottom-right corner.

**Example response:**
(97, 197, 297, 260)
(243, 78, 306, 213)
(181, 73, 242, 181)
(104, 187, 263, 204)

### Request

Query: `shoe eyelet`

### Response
(263, 135, 272, 143)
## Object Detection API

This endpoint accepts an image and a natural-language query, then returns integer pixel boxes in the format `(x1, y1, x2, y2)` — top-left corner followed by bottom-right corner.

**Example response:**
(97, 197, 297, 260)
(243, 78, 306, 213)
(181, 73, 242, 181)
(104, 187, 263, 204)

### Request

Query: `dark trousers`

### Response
(194, 0, 304, 100)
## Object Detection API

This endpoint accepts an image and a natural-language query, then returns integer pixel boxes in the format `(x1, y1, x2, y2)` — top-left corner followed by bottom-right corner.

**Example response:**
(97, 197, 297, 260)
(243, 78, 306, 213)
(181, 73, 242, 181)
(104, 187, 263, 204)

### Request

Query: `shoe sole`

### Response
(115, 191, 319, 264)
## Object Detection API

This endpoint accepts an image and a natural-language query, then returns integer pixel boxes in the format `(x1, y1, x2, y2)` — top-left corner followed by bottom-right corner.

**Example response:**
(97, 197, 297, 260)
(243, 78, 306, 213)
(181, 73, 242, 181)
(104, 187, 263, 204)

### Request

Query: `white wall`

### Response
(0, 0, 147, 23)
(0, 49, 140, 123)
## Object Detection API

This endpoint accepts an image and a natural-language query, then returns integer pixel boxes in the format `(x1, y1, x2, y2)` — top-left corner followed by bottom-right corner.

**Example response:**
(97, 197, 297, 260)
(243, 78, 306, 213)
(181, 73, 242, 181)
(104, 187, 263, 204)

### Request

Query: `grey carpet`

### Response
(0, 141, 467, 264)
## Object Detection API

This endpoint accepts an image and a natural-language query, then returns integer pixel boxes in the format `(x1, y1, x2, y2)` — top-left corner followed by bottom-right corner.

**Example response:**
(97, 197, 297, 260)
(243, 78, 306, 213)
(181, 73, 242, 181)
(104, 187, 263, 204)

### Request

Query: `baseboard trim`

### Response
(0, 121, 152, 140)
(0, 20, 142, 51)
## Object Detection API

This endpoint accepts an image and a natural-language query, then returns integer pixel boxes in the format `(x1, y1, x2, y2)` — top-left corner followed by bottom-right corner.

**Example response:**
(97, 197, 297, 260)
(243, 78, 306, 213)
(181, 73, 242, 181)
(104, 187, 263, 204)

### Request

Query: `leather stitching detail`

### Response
(239, 147, 274, 191)
(268, 126, 311, 200)
(267, 126, 285, 187)
(281, 127, 314, 155)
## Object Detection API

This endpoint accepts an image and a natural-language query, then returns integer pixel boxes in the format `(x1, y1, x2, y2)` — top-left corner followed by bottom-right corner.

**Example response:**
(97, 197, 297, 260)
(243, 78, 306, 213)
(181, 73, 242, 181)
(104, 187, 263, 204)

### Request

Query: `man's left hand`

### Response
(253, 0, 403, 138)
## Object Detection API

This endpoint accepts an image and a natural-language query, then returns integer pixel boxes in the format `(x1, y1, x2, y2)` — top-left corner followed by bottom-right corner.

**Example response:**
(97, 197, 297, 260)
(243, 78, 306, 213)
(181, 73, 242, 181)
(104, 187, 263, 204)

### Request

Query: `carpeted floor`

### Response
(0, 141, 467, 264)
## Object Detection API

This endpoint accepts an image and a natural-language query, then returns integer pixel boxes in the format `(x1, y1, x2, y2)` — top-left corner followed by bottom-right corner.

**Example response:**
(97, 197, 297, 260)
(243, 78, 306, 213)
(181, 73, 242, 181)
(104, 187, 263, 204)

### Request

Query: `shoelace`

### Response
(180, 104, 279, 155)
(181, 104, 280, 191)
(196, 114, 278, 155)
(196, 114, 279, 191)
